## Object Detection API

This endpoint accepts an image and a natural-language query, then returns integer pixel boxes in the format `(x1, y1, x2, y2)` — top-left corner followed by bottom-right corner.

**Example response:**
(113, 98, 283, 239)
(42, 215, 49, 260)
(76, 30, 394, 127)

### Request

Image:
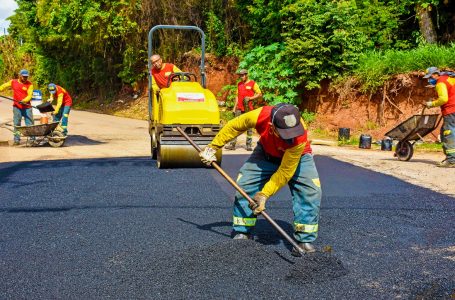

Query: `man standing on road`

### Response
(225, 69, 262, 151)
(423, 67, 455, 168)
(150, 54, 182, 91)
(47, 83, 73, 136)
(0, 69, 34, 145)
(199, 103, 322, 256)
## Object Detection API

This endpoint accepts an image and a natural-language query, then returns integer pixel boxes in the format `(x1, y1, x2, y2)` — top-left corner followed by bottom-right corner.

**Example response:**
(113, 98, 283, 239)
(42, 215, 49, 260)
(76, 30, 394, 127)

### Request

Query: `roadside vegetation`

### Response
(0, 0, 454, 119)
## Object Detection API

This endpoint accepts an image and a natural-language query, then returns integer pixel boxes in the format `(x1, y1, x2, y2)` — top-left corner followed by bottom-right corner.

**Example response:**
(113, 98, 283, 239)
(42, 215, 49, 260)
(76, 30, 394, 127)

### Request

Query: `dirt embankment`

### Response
(305, 74, 440, 140)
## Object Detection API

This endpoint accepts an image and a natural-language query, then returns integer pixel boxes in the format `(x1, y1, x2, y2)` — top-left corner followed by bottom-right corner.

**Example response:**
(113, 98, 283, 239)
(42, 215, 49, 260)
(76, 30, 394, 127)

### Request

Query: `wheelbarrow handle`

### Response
(176, 126, 306, 256)
(420, 105, 427, 115)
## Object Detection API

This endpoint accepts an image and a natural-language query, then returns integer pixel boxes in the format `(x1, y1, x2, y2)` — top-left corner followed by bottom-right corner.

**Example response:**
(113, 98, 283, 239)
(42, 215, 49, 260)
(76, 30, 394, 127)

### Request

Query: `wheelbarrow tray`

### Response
(16, 122, 59, 137)
(385, 114, 440, 141)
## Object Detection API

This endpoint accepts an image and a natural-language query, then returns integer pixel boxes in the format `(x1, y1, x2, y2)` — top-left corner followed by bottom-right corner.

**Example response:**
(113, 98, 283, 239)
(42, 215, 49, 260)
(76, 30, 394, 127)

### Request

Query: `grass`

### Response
(351, 43, 455, 93)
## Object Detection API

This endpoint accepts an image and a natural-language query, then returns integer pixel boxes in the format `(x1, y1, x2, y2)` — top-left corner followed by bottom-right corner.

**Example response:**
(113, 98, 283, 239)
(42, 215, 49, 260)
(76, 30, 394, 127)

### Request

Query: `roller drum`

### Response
(157, 143, 222, 168)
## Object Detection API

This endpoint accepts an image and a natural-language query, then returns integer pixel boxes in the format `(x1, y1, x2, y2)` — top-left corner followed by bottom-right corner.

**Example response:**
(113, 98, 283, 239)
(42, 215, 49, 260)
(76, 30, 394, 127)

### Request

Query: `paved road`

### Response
(1, 153, 454, 299)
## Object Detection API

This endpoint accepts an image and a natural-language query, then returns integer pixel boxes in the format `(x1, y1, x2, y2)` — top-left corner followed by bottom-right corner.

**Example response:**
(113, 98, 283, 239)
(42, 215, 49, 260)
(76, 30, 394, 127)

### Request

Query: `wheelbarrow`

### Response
(384, 107, 442, 161)
(2, 122, 66, 147)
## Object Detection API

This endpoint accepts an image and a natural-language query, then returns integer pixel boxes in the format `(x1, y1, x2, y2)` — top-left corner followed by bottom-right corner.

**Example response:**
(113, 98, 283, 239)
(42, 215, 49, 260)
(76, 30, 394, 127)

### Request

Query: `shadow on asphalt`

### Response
(64, 134, 105, 146)
(177, 217, 296, 251)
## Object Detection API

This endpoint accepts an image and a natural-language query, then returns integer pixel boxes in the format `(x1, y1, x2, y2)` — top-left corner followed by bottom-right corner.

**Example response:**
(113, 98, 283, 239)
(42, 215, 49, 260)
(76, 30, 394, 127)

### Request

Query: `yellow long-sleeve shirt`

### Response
(429, 77, 455, 107)
(48, 93, 63, 112)
(209, 107, 306, 197)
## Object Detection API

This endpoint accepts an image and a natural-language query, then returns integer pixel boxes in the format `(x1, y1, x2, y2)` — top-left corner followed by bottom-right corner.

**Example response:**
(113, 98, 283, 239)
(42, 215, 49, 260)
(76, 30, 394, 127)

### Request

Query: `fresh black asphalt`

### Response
(0, 154, 454, 299)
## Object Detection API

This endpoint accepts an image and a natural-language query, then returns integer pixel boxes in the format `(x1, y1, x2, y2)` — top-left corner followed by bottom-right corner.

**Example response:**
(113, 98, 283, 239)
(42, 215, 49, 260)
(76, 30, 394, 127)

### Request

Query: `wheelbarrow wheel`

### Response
(395, 141, 413, 161)
(48, 131, 65, 147)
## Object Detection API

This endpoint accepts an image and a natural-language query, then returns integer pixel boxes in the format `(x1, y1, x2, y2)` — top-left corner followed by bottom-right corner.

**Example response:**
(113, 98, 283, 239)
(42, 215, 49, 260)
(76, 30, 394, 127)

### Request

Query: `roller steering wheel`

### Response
(166, 72, 197, 87)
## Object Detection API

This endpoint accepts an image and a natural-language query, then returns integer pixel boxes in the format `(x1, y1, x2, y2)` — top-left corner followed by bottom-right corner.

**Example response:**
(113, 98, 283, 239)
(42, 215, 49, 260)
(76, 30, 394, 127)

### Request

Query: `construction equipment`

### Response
(2, 122, 66, 147)
(385, 106, 442, 161)
(148, 25, 222, 168)
(176, 127, 307, 257)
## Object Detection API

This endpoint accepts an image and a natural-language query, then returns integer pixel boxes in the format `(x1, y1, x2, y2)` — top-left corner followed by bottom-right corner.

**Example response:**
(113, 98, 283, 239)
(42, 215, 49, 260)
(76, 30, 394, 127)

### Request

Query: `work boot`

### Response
(437, 160, 455, 168)
(232, 233, 252, 240)
(291, 242, 316, 257)
(246, 145, 253, 151)
(12, 140, 20, 146)
(225, 144, 236, 150)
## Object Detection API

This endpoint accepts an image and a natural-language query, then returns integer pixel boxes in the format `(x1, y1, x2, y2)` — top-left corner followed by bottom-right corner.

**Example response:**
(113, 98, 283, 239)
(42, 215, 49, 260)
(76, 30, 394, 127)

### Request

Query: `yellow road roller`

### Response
(148, 25, 222, 168)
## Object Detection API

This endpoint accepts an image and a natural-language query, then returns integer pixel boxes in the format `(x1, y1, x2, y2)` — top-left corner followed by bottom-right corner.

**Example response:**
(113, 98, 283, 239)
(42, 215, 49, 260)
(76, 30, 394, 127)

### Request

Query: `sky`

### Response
(0, 0, 18, 35)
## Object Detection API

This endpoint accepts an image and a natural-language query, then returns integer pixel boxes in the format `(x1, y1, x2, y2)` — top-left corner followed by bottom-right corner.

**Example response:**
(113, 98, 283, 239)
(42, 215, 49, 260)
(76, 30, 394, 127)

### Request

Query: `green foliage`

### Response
(2, 0, 454, 102)
(220, 110, 235, 123)
(218, 84, 237, 108)
(352, 43, 455, 93)
(205, 11, 226, 57)
(235, 0, 294, 45)
(281, 0, 370, 89)
(301, 110, 316, 125)
(239, 43, 300, 105)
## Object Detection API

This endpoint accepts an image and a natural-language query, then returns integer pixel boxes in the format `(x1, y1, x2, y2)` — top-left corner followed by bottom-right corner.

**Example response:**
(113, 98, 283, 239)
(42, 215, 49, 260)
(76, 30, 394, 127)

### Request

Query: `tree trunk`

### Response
(416, 4, 438, 44)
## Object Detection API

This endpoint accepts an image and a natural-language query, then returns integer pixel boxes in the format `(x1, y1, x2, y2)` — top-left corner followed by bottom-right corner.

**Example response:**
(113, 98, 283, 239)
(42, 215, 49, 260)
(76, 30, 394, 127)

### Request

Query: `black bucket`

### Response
(338, 128, 350, 141)
(381, 137, 392, 151)
(359, 134, 372, 149)
(36, 102, 54, 113)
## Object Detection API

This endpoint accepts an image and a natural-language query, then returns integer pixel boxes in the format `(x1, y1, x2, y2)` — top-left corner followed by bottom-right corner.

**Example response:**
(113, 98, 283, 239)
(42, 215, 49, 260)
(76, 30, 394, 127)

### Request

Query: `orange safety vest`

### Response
(11, 79, 32, 109)
(55, 85, 73, 106)
(255, 106, 312, 158)
(237, 80, 256, 112)
(151, 63, 176, 89)
(438, 75, 455, 116)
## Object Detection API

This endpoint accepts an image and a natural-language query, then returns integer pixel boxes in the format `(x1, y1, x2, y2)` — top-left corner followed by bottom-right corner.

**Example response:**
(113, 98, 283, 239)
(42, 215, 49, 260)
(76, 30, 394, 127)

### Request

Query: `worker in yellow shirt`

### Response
(200, 103, 322, 256)
(225, 69, 262, 151)
(47, 83, 73, 136)
(149, 54, 183, 121)
(150, 54, 182, 91)
(0, 69, 34, 145)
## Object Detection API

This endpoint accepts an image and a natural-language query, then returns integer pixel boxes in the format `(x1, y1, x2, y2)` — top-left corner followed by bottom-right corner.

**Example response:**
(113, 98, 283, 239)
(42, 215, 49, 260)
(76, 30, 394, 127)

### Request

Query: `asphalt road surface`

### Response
(1, 153, 454, 299)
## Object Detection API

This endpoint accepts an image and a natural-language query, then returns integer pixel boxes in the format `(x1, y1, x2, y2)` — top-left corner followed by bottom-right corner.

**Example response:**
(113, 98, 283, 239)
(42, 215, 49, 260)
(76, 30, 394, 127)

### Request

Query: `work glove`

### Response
(423, 100, 433, 108)
(199, 146, 217, 166)
(249, 192, 268, 215)
(52, 110, 59, 115)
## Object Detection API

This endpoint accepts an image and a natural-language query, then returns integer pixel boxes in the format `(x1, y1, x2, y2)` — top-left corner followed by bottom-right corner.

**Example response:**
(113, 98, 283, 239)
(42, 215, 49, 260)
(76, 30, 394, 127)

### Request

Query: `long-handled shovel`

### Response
(176, 127, 306, 256)
(1, 95, 54, 113)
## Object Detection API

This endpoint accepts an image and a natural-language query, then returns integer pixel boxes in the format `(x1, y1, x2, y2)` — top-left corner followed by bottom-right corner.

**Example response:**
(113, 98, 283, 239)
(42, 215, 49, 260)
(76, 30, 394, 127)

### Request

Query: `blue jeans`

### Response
(232, 143, 322, 243)
(13, 107, 34, 142)
(441, 113, 455, 163)
(53, 106, 71, 135)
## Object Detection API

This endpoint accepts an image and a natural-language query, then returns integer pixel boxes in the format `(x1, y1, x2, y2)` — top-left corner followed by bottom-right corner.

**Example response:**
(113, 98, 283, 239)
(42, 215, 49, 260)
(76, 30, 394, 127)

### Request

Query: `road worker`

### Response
(225, 69, 262, 151)
(423, 67, 455, 167)
(0, 69, 34, 145)
(149, 54, 183, 121)
(200, 103, 322, 255)
(150, 54, 183, 91)
(47, 83, 73, 136)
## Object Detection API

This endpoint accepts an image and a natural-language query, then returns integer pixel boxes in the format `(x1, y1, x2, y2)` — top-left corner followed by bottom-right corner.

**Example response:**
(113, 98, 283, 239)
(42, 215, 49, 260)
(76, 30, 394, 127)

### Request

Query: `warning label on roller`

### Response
(177, 93, 205, 102)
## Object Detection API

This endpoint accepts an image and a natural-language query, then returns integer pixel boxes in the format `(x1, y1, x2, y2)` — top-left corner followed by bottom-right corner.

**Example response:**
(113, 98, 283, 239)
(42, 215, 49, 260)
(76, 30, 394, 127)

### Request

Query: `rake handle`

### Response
(176, 127, 305, 256)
